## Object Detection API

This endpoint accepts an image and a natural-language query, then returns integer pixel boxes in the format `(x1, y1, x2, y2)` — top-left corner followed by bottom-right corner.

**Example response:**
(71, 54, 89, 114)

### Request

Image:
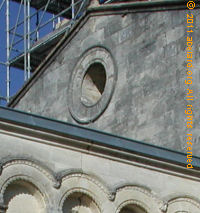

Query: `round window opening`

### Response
(69, 47, 116, 123)
(81, 62, 106, 106)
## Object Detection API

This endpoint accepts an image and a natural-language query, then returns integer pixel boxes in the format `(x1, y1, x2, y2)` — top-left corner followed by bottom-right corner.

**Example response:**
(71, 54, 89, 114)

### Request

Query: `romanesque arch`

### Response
(115, 186, 164, 213)
(119, 202, 147, 213)
(0, 159, 56, 212)
(167, 197, 200, 213)
(57, 173, 115, 212)
(4, 180, 43, 213)
(62, 192, 100, 213)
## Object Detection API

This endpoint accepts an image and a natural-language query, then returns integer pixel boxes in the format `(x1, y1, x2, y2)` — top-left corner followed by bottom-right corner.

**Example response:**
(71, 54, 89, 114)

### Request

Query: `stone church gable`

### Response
(8, 1, 200, 154)
(1, 1, 200, 212)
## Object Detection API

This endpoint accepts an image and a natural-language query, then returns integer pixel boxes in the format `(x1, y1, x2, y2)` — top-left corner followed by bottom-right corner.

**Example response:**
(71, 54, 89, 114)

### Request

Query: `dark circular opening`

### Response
(81, 62, 106, 106)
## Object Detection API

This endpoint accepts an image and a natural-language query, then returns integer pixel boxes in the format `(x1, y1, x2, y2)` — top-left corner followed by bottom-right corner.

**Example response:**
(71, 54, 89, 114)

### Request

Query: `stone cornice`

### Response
(0, 107, 200, 181)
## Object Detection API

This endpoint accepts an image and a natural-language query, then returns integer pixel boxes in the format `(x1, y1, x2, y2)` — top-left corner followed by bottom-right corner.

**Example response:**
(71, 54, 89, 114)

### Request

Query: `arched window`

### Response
(62, 192, 100, 213)
(4, 180, 45, 213)
(120, 204, 147, 213)
(6, 194, 39, 213)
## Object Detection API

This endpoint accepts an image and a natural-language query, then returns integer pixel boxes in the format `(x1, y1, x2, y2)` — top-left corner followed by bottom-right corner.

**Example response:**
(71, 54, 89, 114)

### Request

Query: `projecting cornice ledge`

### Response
(0, 106, 200, 181)
(88, 0, 200, 14)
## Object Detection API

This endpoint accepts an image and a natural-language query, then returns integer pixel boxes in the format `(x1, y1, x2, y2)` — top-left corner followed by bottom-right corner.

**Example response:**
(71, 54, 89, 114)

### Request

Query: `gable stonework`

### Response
(11, 6, 200, 154)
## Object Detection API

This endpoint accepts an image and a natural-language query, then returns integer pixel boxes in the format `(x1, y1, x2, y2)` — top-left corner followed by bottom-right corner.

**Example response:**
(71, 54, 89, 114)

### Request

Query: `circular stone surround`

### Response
(68, 47, 117, 123)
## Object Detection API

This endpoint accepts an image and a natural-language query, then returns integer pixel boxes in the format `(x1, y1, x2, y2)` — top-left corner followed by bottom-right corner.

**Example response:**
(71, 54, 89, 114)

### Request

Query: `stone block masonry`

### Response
(13, 6, 200, 155)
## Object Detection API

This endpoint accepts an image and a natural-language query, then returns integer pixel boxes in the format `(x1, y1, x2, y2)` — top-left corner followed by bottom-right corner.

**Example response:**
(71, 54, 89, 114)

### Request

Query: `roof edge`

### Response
(0, 106, 200, 172)
(90, 0, 188, 12)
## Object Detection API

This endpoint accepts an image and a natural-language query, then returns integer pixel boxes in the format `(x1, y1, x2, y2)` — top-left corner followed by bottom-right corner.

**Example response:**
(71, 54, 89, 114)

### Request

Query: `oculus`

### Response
(69, 47, 117, 123)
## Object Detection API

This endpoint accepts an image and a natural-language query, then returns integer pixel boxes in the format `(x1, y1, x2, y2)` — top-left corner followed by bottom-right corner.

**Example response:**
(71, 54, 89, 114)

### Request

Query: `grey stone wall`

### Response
(14, 8, 200, 155)
(1, 122, 200, 213)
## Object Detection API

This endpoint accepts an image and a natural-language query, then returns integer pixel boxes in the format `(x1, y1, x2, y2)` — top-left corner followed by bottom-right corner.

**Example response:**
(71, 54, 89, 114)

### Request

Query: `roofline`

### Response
(8, 0, 200, 108)
(1, 106, 200, 172)
(91, 0, 189, 12)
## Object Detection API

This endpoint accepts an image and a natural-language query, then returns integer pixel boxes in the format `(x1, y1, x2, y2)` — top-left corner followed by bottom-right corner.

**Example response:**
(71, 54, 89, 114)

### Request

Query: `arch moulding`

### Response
(0, 159, 56, 210)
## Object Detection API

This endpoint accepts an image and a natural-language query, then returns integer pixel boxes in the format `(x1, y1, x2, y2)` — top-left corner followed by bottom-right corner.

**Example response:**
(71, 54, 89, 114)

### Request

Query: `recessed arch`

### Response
(115, 186, 163, 213)
(57, 173, 115, 212)
(116, 200, 148, 213)
(3, 179, 45, 213)
(62, 191, 101, 213)
(119, 201, 148, 213)
(0, 159, 55, 211)
(167, 197, 200, 213)
(4, 179, 43, 207)
(6, 193, 40, 213)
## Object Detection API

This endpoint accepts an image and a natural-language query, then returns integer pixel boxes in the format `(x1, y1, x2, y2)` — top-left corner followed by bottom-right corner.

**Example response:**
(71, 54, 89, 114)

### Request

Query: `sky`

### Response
(0, 0, 57, 106)
(0, 1, 24, 106)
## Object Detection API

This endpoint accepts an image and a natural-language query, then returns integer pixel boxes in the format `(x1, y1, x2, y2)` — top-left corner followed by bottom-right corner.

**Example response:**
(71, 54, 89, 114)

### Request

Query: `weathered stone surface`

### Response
(14, 9, 200, 155)
(0, 119, 200, 213)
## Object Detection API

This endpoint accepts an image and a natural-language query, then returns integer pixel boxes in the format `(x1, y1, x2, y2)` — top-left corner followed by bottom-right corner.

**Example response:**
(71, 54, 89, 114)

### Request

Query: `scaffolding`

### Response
(0, 0, 89, 105)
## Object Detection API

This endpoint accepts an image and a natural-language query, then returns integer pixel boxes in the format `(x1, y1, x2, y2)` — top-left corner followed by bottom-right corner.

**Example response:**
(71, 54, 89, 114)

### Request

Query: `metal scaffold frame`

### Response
(0, 0, 89, 105)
